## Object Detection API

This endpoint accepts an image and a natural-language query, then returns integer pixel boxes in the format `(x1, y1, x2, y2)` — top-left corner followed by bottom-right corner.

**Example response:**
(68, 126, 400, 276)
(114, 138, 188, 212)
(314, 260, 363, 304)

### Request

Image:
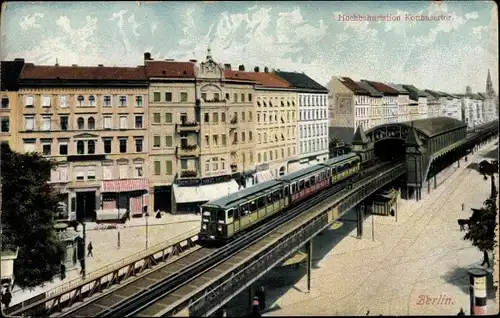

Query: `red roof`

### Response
(362, 80, 399, 95)
(340, 77, 369, 95)
(20, 63, 147, 81)
(243, 72, 292, 88)
(223, 69, 256, 82)
(145, 61, 195, 78)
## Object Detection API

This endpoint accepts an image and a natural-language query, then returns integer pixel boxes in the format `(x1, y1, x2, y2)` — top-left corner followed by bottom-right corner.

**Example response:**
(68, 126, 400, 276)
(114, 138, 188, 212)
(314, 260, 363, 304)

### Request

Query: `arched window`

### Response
(77, 117, 84, 130)
(77, 141, 85, 154)
(87, 140, 95, 154)
(77, 95, 84, 106)
(88, 117, 95, 130)
(88, 95, 95, 106)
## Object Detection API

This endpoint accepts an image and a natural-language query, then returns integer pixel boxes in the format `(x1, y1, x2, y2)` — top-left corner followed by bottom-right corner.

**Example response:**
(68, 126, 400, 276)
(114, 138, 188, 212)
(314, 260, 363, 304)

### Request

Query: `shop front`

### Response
(101, 179, 149, 218)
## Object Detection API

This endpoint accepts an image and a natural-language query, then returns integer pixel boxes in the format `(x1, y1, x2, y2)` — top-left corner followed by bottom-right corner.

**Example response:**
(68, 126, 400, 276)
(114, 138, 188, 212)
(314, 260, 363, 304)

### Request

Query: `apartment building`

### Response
(274, 71, 328, 170)
(241, 68, 298, 180)
(362, 80, 399, 124)
(355, 81, 384, 128)
(326, 76, 371, 143)
(423, 90, 441, 118)
(402, 85, 428, 120)
(14, 61, 150, 220)
(0, 59, 25, 147)
(388, 84, 410, 123)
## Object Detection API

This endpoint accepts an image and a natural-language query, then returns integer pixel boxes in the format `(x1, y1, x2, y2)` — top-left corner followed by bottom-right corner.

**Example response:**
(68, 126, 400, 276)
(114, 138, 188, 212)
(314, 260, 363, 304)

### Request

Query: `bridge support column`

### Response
(356, 206, 364, 239)
(427, 179, 431, 194)
(458, 159, 460, 168)
(306, 240, 313, 293)
(248, 285, 253, 308)
(434, 174, 437, 189)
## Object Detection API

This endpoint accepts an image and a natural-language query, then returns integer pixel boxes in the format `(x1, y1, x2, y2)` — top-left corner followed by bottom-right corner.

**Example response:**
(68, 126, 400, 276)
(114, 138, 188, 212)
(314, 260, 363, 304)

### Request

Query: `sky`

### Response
(1, 1, 498, 94)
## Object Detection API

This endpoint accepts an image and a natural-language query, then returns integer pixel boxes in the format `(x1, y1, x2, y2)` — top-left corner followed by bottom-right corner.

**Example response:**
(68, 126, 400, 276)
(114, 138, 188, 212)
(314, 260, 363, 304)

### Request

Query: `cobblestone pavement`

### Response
(9, 213, 201, 306)
(251, 139, 499, 316)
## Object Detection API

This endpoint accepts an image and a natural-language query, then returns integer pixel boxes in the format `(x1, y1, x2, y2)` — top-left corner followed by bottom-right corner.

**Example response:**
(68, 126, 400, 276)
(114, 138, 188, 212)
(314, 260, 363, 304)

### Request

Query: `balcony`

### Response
(176, 121, 200, 133)
(179, 170, 198, 178)
(176, 145, 200, 157)
(203, 98, 227, 103)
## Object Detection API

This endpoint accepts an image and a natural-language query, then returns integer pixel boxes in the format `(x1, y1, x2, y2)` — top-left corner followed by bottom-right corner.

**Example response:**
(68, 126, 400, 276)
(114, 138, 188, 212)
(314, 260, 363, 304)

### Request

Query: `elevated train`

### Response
(199, 153, 367, 243)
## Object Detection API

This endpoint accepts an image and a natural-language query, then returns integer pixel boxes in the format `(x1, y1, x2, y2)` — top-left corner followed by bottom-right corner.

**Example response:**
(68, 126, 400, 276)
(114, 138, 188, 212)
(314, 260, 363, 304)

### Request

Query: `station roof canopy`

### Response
(403, 117, 467, 138)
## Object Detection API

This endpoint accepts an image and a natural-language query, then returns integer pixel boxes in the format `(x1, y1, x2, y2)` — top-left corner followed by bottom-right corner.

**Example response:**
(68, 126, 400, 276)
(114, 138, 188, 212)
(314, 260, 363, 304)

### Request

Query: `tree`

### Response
(1, 142, 65, 289)
(464, 196, 497, 265)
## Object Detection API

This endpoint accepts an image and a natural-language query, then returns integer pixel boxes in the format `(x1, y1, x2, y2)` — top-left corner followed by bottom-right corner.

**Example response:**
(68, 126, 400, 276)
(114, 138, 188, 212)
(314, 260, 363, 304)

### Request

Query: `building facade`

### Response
(424, 90, 442, 118)
(16, 62, 150, 220)
(362, 80, 399, 124)
(402, 84, 428, 120)
(274, 71, 329, 169)
(355, 81, 384, 128)
(388, 84, 410, 123)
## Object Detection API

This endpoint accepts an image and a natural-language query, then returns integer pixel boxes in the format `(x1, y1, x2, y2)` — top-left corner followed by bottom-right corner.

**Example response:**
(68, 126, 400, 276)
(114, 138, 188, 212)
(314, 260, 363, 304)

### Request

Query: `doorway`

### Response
(76, 191, 96, 222)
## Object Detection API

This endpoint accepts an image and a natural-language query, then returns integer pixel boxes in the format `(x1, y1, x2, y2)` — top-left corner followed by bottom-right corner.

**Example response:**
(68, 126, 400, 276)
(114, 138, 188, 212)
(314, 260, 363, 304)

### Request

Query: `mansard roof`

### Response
(274, 71, 328, 92)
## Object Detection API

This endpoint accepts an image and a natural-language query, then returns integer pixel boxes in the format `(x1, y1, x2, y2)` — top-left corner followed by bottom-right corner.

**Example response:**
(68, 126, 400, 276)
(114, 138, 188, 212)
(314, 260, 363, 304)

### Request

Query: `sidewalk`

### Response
(9, 212, 201, 307)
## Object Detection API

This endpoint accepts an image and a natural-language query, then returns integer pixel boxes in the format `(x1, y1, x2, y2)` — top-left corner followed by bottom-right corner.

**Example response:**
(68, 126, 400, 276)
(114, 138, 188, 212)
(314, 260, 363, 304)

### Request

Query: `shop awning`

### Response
(102, 178, 148, 192)
(173, 180, 240, 204)
(255, 170, 274, 183)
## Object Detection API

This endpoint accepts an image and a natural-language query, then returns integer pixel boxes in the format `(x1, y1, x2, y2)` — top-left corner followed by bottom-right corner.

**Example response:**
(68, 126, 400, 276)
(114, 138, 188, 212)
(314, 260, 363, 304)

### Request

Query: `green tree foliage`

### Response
(1, 142, 65, 289)
(464, 197, 498, 253)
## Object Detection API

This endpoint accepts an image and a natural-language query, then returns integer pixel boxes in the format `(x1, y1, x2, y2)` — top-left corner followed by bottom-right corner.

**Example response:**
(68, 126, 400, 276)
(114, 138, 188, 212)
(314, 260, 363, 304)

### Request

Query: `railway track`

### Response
(110, 162, 399, 317)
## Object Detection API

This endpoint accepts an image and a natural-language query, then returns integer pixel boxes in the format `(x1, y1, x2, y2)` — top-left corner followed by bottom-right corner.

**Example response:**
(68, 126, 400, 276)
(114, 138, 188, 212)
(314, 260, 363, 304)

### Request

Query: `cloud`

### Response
(151, 22, 157, 34)
(472, 25, 488, 36)
(465, 11, 479, 20)
(19, 13, 44, 31)
(127, 13, 141, 37)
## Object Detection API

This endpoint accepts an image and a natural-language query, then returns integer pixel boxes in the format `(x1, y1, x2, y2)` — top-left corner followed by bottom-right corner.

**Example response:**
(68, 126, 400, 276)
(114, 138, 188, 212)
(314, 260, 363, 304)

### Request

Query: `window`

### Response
(102, 164, 113, 180)
(181, 159, 188, 170)
(59, 141, 68, 155)
(234, 93, 238, 103)
(134, 162, 144, 177)
(77, 117, 85, 130)
(104, 116, 112, 129)
(75, 167, 85, 181)
(213, 135, 218, 146)
(104, 95, 112, 107)
(153, 92, 161, 102)
(135, 96, 143, 107)
(221, 158, 225, 170)
(135, 115, 143, 128)
(242, 112, 246, 122)
(225, 93, 230, 100)
(249, 131, 253, 141)
(165, 160, 173, 175)
(25, 96, 34, 107)
(77, 95, 84, 106)
(204, 113, 209, 123)
(180, 92, 188, 102)
(214, 93, 220, 101)
(154, 161, 161, 175)
(201, 92, 207, 101)
(165, 135, 173, 147)
(241, 132, 246, 142)
(1, 96, 9, 108)
(165, 113, 172, 123)
(153, 113, 161, 123)
(205, 135, 209, 146)
(222, 134, 227, 146)
(86, 166, 96, 181)
(221, 112, 226, 122)
(241, 93, 245, 102)
(88, 140, 95, 154)
(212, 158, 218, 171)
(248, 93, 252, 102)
(103, 138, 112, 153)
(88, 117, 95, 130)
(23, 140, 36, 152)
(119, 164, 129, 179)
(119, 138, 127, 153)
(1, 117, 10, 132)
(42, 143, 51, 156)
(249, 111, 253, 122)
(205, 160, 210, 172)
(135, 138, 143, 152)
(165, 92, 172, 102)
(88, 95, 96, 106)
(25, 116, 34, 131)
(77, 141, 85, 154)
(42, 117, 51, 131)
(119, 116, 128, 129)
(119, 96, 127, 107)
(42, 96, 51, 107)
(153, 136, 161, 148)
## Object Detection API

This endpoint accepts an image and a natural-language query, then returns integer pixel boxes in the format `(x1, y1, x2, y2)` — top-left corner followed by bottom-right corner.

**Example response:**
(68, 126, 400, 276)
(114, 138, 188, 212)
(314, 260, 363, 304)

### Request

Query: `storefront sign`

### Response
(176, 174, 233, 187)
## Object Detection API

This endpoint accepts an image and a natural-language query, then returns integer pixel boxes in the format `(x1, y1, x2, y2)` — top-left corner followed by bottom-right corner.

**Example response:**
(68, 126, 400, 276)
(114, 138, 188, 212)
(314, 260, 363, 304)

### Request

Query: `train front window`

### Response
(217, 210, 225, 222)
(202, 207, 219, 222)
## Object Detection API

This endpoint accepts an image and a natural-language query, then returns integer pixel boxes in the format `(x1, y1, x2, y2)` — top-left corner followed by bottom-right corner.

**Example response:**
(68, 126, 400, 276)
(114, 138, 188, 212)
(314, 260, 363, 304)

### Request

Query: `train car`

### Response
(199, 180, 283, 242)
(320, 153, 361, 185)
(277, 165, 330, 205)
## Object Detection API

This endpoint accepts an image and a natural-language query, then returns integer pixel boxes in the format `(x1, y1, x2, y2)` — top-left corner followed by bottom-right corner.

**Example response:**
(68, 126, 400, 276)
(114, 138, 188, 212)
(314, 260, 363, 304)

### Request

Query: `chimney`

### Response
(264, 66, 269, 73)
(224, 63, 231, 70)
(144, 52, 152, 61)
(254, 66, 260, 72)
(98, 64, 103, 67)
(189, 59, 197, 63)
(238, 65, 245, 71)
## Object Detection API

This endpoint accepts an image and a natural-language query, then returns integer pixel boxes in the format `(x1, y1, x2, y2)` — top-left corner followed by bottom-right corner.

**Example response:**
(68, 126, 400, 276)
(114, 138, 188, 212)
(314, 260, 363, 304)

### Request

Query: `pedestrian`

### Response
(256, 286, 266, 311)
(457, 308, 465, 316)
(60, 262, 66, 280)
(252, 296, 261, 317)
(87, 241, 93, 257)
(155, 209, 161, 219)
(366, 310, 370, 316)
(481, 250, 491, 268)
(2, 287, 12, 309)
(461, 203, 465, 211)
(79, 258, 85, 275)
